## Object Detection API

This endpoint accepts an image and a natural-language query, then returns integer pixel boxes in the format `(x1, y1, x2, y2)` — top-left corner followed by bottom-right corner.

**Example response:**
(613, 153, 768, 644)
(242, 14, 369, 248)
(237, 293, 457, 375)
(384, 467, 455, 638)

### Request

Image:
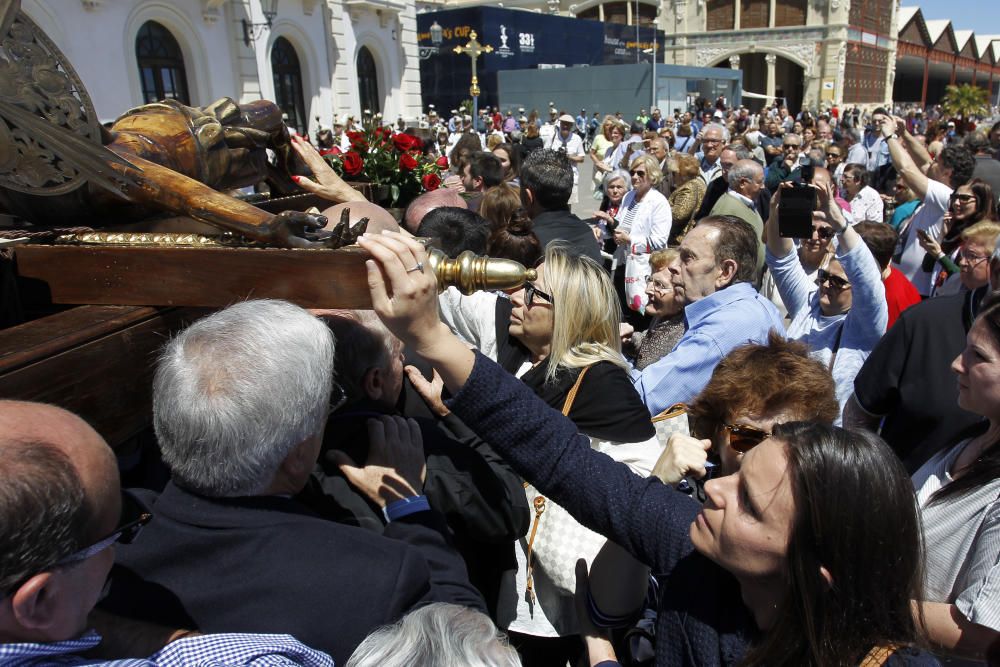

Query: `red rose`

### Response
(318, 146, 340, 156)
(399, 153, 418, 171)
(393, 133, 419, 152)
(421, 173, 441, 191)
(346, 131, 367, 150)
(435, 155, 449, 169)
(341, 151, 363, 176)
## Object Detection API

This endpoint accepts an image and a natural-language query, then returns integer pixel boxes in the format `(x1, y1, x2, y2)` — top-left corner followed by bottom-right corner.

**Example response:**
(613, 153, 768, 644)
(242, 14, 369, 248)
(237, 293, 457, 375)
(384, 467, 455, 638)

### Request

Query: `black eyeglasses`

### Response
(525, 282, 555, 307)
(722, 423, 772, 454)
(783, 143, 801, 149)
(815, 269, 851, 291)
(54, 492, 152, 568)
(950, 193, 976, 203)
(825, 152, 841, 158)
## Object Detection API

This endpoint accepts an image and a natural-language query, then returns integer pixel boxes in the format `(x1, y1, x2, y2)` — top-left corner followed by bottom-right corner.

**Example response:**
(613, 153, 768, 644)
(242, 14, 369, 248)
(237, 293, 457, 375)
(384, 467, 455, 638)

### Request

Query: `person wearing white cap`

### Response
(547, 113, 586, 205)
(540, 107, 559, 146)
(333, 114, 350, 151)
(448, 109, 461, 133)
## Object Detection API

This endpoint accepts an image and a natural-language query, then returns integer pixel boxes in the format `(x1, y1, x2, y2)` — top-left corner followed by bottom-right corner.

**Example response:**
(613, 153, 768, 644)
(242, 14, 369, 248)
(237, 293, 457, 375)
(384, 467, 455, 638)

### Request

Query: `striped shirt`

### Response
(913, 439, 1000, 633)
(0, 630, 334, 666)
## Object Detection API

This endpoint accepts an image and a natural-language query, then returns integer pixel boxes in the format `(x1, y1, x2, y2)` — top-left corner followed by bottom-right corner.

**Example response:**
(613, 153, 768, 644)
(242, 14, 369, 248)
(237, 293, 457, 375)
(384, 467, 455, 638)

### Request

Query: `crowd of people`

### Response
(4, 96, 1000, 667)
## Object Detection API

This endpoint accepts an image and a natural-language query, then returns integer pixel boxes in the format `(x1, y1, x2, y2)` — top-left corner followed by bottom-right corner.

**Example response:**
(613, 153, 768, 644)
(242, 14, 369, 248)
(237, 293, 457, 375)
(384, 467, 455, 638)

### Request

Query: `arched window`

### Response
(271, 37, 307, 135)
(357, 46, 380, 115)
(135, 21, 190, 105)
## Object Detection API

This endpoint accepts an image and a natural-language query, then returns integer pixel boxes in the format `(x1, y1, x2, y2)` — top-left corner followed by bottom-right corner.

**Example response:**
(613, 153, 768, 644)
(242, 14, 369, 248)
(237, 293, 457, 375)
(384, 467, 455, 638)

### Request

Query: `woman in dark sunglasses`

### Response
(765, 179, 888, 422)
(653, 333, 838, 489)
(356, 231, 938, 667)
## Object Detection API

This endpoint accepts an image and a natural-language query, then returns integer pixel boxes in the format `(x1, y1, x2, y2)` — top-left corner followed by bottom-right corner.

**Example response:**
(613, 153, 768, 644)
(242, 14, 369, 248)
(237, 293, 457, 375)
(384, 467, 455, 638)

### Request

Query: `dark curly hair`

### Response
(937, 144, 976, 189)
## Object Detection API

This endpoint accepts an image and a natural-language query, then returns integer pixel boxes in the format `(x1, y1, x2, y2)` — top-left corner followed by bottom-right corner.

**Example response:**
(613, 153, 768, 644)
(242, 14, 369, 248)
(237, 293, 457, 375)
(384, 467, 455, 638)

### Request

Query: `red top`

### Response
(883, 266, 922, 328)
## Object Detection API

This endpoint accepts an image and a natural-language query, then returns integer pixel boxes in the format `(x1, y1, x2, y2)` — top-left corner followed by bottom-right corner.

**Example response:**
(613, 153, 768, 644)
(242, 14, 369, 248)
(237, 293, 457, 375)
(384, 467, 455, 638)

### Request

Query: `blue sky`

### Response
(908, 1, 1000, 36)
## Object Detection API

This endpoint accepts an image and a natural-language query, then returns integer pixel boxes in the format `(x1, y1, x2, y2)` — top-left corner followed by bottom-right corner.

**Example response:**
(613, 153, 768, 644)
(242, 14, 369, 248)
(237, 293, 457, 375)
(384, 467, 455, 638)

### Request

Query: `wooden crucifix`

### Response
(453, 31, 493, 125)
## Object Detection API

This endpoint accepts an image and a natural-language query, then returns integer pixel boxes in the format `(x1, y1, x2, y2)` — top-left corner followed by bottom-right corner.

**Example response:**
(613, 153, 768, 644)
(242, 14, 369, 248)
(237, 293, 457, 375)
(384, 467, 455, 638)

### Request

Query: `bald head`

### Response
(811, 166, 833, 192)
(403, 188, 466, 234)
(0, 402, 120, 641)
(0, 402, 117, 493)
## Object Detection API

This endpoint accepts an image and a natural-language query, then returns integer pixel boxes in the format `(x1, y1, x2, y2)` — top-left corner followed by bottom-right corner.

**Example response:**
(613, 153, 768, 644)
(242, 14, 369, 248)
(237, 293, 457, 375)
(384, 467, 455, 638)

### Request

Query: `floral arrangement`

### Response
(320, 124, 447, 207)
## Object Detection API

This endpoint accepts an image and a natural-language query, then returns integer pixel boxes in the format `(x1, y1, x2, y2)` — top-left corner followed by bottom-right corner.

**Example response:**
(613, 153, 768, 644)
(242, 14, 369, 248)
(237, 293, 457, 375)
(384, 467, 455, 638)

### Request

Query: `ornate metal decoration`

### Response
(0, 5, 103, 195)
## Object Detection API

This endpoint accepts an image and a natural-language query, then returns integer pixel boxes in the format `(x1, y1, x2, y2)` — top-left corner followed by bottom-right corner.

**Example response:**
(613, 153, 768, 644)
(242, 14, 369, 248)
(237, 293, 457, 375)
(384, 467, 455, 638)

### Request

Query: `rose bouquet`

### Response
(321, 124, 447, 207)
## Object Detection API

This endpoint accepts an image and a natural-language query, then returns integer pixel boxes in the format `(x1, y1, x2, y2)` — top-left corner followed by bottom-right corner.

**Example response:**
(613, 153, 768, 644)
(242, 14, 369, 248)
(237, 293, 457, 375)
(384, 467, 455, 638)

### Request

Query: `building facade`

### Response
(18, 0, 423, 138)
(654, 0, 899, 110)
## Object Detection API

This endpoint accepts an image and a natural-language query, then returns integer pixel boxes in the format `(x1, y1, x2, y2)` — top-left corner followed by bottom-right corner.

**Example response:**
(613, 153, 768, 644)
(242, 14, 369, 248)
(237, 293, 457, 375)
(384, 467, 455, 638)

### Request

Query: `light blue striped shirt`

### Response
(631, 282, 785, 415)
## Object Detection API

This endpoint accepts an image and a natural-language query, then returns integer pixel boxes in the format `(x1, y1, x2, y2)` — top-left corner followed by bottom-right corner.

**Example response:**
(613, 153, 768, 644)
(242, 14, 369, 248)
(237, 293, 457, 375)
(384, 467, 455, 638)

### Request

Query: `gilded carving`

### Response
(0, 11, 101, 195)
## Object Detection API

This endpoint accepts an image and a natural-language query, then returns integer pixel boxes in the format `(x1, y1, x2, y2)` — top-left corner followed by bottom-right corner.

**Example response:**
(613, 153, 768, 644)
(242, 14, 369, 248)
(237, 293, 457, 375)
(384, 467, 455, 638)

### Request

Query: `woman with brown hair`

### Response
(480, 183, 522, 235)
(667, 153, 706, 244)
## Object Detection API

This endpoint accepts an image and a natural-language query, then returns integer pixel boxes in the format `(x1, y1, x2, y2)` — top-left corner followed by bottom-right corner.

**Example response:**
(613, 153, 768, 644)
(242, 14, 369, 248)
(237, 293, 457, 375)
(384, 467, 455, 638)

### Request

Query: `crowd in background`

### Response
(4, 93, 1000, 667)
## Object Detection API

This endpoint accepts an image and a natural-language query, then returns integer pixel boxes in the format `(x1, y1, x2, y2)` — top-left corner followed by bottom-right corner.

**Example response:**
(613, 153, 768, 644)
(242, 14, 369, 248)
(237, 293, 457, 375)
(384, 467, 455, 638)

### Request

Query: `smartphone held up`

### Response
(778, 165, 816, 239)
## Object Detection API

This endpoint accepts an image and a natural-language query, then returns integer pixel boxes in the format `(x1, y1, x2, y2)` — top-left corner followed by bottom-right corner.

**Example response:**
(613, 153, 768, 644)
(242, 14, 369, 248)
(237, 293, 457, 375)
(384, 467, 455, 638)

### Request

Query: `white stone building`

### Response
(18, 0, 422, 138)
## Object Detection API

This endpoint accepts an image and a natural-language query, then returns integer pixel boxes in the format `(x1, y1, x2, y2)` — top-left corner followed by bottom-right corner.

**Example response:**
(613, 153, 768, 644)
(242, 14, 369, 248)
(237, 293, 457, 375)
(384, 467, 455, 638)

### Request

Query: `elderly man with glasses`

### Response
(764, 132, 806, 192)
(0, 400, 335, 665)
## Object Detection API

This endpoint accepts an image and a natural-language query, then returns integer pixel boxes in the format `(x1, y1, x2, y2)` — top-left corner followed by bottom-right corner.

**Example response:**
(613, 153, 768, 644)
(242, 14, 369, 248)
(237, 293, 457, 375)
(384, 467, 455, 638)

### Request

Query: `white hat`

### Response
(558, 113, 574, 124)
(335, 114, 348, 126)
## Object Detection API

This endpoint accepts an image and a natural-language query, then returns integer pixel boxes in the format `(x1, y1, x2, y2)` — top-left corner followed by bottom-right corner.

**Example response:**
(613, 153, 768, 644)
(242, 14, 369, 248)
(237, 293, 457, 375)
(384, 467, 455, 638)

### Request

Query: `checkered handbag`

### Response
(651, 403, 691, 447)
(524, 366, 607, 597)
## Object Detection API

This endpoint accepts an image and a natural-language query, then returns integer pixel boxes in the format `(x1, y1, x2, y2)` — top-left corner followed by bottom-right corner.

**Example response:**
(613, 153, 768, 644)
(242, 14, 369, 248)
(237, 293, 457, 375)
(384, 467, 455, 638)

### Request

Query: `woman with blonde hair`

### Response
(419, 243, 661, 665)
(588, 115, 618, 197)
(612, 154, 673, 318)
(667, 153, 706, 243)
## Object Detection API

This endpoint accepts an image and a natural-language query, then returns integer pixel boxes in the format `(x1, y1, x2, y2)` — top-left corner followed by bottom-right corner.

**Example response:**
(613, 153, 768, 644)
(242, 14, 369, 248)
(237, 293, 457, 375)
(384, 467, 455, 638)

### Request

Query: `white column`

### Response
(765, 52, 776, 99)
(733, 0, 741, 30)
(769, 0, 776, 27)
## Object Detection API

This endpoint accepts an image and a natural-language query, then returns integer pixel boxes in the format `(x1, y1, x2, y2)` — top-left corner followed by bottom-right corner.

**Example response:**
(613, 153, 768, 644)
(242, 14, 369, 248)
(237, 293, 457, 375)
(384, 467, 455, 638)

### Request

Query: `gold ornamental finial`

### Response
(426, 248, 536, 295)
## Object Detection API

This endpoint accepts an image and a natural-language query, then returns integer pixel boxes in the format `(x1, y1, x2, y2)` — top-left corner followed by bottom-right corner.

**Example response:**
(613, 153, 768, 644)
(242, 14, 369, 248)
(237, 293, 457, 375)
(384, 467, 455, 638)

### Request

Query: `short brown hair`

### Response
(854, 222, 897, 271)
(687, 332, 838, 438)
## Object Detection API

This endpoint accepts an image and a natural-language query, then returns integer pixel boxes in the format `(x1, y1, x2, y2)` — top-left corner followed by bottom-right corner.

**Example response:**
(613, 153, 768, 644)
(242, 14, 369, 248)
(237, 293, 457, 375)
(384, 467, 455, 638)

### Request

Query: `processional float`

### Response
(0, 0, 531, 445)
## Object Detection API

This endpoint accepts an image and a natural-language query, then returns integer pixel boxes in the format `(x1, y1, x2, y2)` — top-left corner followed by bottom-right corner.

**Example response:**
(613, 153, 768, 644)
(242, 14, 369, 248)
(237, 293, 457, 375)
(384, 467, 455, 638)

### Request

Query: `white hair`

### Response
(703, 122, 730, 143)
(603, 168, 632, 192)
(728, 159, 763, 190)
(346, 603, 521, 667)
(153, 299, 334, 497)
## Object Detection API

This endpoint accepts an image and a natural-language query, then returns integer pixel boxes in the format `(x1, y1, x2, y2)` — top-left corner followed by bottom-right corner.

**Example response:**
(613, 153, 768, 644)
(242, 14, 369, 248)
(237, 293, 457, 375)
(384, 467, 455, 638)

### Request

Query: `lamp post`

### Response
(242, 0, 279, 48)
(429, 21, 442, 48)
(453, 31, 493, 131)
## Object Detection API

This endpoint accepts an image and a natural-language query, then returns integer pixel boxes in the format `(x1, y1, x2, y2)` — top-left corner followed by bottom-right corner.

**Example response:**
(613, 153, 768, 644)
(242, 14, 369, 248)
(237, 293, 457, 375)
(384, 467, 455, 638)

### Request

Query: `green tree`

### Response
(941, 84, 989, 132)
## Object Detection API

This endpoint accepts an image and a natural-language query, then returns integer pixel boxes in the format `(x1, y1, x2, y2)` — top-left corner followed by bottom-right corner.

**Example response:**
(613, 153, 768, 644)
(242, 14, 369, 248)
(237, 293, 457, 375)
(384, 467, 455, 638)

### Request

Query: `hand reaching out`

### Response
(289, 134, 366, 203)
(651, 433, 712, 486)
(330, 415, 426, 507)
(405, 366, 450, 417)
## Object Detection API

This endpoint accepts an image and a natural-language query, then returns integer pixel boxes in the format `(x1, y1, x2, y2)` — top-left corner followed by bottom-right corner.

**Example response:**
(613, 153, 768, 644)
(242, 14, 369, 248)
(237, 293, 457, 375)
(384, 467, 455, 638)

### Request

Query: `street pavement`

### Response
(571, 155, 600, 220)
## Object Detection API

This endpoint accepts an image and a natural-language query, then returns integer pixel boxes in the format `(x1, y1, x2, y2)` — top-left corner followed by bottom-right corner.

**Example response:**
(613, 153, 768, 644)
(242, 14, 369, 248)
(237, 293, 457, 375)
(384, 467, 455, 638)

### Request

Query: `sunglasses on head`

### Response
(524, 282, 555, 307)
(816, 268, 851, 291)
(723, 423, 771, 454)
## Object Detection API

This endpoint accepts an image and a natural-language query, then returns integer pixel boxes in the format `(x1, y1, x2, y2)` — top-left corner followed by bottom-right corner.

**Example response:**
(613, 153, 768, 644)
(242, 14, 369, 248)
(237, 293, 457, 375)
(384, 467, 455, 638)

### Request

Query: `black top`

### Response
(448, 352, 941, 667)
(853, 287, 986, 472)
(530, 209, 603, 264)
(102, 482, 484, 665)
